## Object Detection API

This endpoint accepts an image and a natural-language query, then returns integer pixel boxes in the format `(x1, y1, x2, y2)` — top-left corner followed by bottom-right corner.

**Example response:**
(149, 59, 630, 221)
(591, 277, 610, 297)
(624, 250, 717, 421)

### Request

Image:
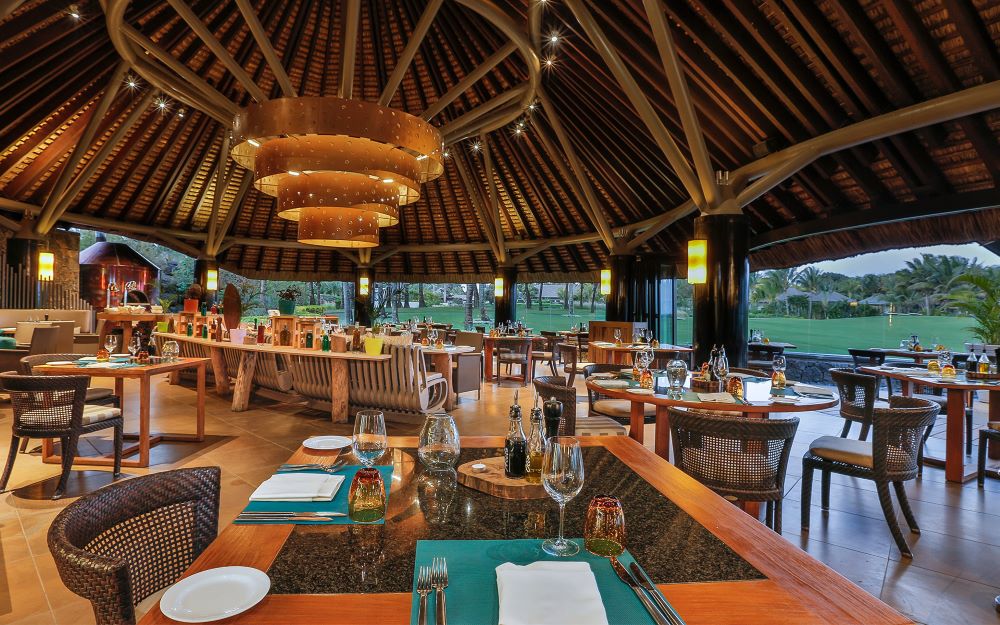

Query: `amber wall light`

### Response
(206, 269, 219, 291)
(494, 277, 504, 297)
(38, 251, 54, 281)
(599, 269, 611, 295)
(358, 275, 370, 297)
(687, 240, 707, 285)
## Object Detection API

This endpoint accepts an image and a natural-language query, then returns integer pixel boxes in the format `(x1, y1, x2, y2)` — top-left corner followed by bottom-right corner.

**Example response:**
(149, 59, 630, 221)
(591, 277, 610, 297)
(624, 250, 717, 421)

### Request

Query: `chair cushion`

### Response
(592, 399, 656, 419)
(988, 421, 1000, 432)
(565, 362, 594, 374)
(0, 337, 14, 349)
(575, 416, 627, 436)
(808, 435, 873, 469)
(498, 354, 527, 363)
(532, 351, 553, 360)
(85, 387, 115, 402)
(21, 404, 121, 427)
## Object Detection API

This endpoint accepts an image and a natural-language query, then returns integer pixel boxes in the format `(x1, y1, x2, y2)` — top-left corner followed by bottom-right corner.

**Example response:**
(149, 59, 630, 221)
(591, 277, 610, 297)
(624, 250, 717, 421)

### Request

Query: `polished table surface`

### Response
(140, 436, 909, 625)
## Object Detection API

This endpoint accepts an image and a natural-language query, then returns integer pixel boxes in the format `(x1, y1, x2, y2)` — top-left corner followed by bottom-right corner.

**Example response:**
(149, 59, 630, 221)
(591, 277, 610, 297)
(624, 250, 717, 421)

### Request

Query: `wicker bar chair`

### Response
(801, 396, 940, 558)
(532, 376, 626, 436)
(48, 467, 221, 625)
(667, 407, 799, 533)
(829, 368, 878, 440)
(0, 374, 123, 498)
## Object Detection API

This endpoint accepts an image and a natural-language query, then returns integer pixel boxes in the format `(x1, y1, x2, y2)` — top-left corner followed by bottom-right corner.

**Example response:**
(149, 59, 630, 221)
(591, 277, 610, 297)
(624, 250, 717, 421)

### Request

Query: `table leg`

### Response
(139, 376, 150, 467)
(629, 401, 644, 445)
(524, 353, 533, 386)
(654, 405, 670, 461)
(945, 390, 968, 482)
(900, 379, 911, 397)
(209, 346, 229, 395)
(484, 342, 494, 380)
(196, 362, 206, 441)
(430, 353, 455, 410)
(990, 390, 1000, 461)
(232, 352, 257, 412)
(330, 359, 349, 423)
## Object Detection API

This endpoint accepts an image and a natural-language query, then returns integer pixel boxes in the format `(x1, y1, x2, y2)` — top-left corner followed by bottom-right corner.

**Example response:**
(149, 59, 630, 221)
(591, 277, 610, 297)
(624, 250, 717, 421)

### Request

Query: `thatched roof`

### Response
(1, 0, 998, 281)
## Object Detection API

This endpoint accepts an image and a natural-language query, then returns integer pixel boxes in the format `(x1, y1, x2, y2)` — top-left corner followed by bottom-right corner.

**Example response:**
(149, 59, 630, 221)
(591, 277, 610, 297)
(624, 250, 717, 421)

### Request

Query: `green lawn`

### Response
(678, 315, 976, 354)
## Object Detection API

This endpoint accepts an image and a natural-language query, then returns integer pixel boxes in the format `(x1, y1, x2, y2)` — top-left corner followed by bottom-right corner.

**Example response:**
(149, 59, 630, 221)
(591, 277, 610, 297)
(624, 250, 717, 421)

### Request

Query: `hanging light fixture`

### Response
(599, 269, 611, 295)
(687, 239, 707, 285)
(494, 276, 505, 297)
(38, 251, 54, 281)
(230, 97, 443, 248)
(206, 269, 219, 291)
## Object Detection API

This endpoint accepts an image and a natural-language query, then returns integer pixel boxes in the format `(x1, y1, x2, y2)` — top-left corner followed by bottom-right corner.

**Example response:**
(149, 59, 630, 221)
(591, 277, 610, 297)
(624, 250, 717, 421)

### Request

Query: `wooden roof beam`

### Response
(421, 42, 516, 121)
(453, 153, 501, 260)
(234, 0, 295, 97)
(205, 133, 231, 257)
(439, 84, 528, 143)
(338, 0, 361, 99)
(378, 0, 443, 106)
(479, 133, 507, 264)
(566, 0, 703, 209)
(211, 172, 253, 256)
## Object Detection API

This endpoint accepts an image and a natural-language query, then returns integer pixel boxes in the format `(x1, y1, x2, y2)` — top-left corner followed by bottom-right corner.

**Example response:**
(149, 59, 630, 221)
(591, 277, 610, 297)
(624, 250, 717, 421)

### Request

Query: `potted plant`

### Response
(183, 283, 204, 313)
(949, 274, 1000, 346)
(277, 286, 301, 316)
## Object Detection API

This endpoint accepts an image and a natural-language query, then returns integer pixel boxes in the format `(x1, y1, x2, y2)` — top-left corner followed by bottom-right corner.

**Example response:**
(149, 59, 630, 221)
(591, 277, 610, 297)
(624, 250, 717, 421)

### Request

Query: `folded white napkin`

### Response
(595, 380, 630, 389)
(249, 473, 344, 502)
(791, 384, 834, 397)
(696, 392, 735, 403)
(496, 561, 608, 625)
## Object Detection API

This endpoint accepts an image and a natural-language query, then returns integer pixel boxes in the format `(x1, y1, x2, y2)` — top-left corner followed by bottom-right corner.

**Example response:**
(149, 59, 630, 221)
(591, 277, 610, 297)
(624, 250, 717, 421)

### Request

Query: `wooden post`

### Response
(330, 359, 349, 423)
(232, 351, 257, 411)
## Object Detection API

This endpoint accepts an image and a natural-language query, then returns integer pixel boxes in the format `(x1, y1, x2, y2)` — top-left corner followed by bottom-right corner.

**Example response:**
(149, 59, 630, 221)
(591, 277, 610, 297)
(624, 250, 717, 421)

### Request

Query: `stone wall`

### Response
(784, 353, 854, 385)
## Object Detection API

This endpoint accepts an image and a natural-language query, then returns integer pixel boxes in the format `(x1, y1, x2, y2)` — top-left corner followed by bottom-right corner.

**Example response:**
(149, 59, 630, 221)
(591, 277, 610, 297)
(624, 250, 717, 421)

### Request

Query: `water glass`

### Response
(162, 340, 179, 362)
(584, 495, 626, 557)
(353, 410, 387, 468)
(542, 437, 585, 557)
(418, 413, 461, 469)
(348, 468, 387, 523)
(128, 334, 142, 359)
(665, 359, 688, 397)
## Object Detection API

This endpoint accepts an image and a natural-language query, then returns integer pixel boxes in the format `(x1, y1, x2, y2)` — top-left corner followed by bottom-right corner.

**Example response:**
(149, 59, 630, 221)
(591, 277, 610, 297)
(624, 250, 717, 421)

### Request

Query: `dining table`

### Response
(138, 436, 910, 625)
(422, 344, 475, 409)
(588, 341, 694, 365)
(868, 347, 943, 363)
(858, 365, 999, 482)
(34, 357, 208, 468)
(749, 340, 797, 350)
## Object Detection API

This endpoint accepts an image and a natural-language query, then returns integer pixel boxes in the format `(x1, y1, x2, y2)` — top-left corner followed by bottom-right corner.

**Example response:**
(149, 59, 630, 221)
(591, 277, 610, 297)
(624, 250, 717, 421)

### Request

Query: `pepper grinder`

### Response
(542, 396, 563, 439)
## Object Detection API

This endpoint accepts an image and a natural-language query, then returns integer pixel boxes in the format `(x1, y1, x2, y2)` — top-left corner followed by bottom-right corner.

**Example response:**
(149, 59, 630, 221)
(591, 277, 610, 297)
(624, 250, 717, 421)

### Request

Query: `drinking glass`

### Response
(713, 352, 729, 380)
(772, 354, 786, 373)
(418, 413, 461, 469)
(613, 329, 622, 344)
(665, 359, 688, 398)
(128, 334, 142, 359)
(348, 468, 387, 523)
(104, 335, 118, 354)
(162, 340, 179, 362)
(584, 495, 626, 557)
(542, 437, 585, 557)
(353, 410, 387, 468)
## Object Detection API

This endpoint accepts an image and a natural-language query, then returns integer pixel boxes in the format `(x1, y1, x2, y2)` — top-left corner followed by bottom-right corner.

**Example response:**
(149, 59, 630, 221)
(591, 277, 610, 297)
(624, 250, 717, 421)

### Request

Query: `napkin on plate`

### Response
(249, 473, 345, 502)
(595, 380, 630, 389)
(790, 384, 834, 398)
(496, 561, 608, 625)
(696, 392, 736, 403)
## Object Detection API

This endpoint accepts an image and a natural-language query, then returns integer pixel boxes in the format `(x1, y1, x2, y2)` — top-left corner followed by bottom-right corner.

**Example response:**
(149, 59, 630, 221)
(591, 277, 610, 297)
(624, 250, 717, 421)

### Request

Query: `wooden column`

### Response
(692, 214, 750, 368)
(494, 266, 516, 325)
(231, 351, 258, 412)
(354, 268, 372, 327)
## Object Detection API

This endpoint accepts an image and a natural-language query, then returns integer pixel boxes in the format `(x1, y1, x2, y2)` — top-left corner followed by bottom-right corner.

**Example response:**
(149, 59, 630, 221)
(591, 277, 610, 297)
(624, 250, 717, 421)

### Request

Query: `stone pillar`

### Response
(354, 267, 372, 327)
(692, 213, 750, 367)
(494, 266, 517, 325)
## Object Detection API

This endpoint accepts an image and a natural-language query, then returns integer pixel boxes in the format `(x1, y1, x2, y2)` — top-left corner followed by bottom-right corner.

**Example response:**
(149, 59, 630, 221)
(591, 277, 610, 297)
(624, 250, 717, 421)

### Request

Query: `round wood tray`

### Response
(965, 370, 1000, 380)
(456, 456, 548, 500)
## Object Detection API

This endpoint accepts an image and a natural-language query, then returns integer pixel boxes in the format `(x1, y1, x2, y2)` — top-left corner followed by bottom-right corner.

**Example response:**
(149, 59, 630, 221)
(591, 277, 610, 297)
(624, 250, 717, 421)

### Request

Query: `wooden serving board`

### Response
(456, 456, 548, 500)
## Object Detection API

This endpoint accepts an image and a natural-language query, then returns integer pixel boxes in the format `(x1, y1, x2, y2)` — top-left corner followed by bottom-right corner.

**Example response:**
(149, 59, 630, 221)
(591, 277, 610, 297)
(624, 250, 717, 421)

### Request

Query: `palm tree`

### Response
(796, 267, 825, 319)
(464, 284, 475, 329)
(904, 254, 978, 315)
(753, 269, 798, 315)
(949, 274, 1000, 344)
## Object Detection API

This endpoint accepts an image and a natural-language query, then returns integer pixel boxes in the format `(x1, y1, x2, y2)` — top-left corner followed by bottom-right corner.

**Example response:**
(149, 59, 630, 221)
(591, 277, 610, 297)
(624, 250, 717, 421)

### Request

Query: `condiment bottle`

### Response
(542, 396, 563, 439)
(967, 348, 978, 373)
(525, 397, 546, 484)
(979, 353, 991, 374)
(305, 331, 314, 349)
(321, 332, 331, 352)
(256, 320, 265, 344)
(504, 392, 527, 479)
(186, 322, 194, 337)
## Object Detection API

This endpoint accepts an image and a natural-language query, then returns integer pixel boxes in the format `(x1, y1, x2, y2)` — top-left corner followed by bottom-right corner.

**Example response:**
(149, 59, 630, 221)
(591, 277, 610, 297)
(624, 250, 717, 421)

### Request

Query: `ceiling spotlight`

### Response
(514, 127, 524, 136)
(154, 97, 170, 111)
(548, 31, 561, 44)
(125, 75, 139, 89)
(67, 4, 81, 19)
(528, 102, 538, 111)
(443, 150, 450, 158)
(176, 109, 185, 118)
(544, 56, 556, 69)
(471, 141, 482, 153)
(287, 170, 301, 176)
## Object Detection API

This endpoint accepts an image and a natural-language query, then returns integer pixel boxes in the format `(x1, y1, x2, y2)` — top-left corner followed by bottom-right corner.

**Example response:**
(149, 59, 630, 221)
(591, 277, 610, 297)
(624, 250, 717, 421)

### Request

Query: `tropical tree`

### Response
(753, 268, 798, 315)
(949, 274, 1000, 344)
(796, 267, 826, 319)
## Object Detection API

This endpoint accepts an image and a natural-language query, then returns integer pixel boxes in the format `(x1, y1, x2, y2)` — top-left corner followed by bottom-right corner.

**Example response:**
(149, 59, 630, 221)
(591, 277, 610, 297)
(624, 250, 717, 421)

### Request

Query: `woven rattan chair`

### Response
(667, 407, 799, 533)
(532, 376, 626, 436)
(978, 426, 1000, 487)
(801, 396, 940, 558)
(493, 337, 531, 386)
(830, 368, 878, 440)
(0, 373, 123, 498)
(848, 348, 887, 395)
(48, 467, 221, 625)
(582, 363, 655, 424)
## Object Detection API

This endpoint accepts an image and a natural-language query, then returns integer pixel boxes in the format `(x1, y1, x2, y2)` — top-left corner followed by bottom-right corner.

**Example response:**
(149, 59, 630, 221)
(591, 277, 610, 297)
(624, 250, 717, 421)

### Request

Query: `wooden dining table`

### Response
(588, 341, 694, 365)
(139, 436, 910, 625)
(869, 347, 943, 363)
(859, 365, 998, 482)
(34, 357, 208, 468)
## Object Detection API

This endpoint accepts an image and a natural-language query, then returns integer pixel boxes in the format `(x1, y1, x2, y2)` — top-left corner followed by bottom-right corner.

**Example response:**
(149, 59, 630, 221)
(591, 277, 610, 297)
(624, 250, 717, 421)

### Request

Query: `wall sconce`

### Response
(359, 275, 370, 296)
(494, 276, 504, 297)
(599, 269, 611, 295)
(38, 251, 54, 281)
(205, 269, 218, 291)
(687, 239, 707, 285)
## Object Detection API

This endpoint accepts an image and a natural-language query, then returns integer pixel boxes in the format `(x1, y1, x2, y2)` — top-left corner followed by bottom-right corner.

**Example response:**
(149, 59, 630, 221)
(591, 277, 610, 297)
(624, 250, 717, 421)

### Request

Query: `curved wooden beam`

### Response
(339, 0, 361, 99)
(379, 0, 444, 106)
(235, 0, 296, 97)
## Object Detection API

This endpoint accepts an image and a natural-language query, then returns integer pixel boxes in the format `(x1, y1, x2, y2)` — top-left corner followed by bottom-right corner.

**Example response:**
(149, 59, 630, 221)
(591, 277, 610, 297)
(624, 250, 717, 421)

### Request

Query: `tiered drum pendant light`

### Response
(230, 97, 444, 248)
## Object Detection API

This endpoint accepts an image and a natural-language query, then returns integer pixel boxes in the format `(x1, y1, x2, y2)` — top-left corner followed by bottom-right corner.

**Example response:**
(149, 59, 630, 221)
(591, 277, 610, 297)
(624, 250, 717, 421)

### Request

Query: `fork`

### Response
(416, 566, 432, 625)
(279, 461, 345, 474)
(431, 557, 449, 625)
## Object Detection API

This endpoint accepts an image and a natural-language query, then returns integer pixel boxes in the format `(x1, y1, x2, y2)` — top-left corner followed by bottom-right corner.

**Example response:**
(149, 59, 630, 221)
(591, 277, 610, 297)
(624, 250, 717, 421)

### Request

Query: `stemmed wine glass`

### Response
(542, 437, 585, 557)
(353, 410, 388, 467)
(104, 335, 118, 355)
(613, 329, 622, 344)
(128, 334, 142, 360)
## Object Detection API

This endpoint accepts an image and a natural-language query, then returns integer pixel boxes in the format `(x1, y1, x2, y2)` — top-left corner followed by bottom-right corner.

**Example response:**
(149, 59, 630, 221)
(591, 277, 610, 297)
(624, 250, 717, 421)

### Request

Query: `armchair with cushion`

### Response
(532, 376, 626, 436)
(582, 363, 655, 424)
(452, 331, 484, 401)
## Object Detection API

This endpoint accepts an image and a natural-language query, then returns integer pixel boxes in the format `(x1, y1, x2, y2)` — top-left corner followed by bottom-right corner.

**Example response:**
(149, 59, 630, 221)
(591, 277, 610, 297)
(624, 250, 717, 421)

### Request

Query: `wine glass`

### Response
(418, 413, 461, 469)
(353, 410, 387, 468)
(542, 437, 585, 557)
(613, 329, 622, 344)
(584, 495, 626, 557)
(104, 335, 118, 355)
(128, 334, 142, 359)
(713, 351, 729, 380)
(772, 354, 786, 373)
(772, 355, 787, 389)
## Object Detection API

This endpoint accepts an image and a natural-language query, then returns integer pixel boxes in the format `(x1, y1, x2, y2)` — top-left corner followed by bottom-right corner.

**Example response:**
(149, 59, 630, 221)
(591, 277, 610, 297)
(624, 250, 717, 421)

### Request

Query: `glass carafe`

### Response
(417, 413, 461, 469)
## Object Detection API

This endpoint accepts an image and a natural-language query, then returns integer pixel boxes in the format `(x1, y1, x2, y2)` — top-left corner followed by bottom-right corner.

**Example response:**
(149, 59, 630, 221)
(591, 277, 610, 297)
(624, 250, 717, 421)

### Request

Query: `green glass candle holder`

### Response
(348, 468, 386, 523)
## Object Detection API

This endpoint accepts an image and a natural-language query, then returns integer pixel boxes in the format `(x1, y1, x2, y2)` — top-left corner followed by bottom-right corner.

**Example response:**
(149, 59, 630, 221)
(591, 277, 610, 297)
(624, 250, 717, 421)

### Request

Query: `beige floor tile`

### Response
(0, 555, 51, 624)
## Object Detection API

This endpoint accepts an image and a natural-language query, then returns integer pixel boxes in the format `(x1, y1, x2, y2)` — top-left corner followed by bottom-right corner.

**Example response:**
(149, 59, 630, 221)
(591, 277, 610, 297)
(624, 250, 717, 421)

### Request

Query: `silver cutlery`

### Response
(279, 461, 345, 474)
(609, 556, 670, 625)
(629, 561, 685, 625)
(431, 557, 448, 625)
(238, 511, 345, 517)
(416, 566, 432, 625)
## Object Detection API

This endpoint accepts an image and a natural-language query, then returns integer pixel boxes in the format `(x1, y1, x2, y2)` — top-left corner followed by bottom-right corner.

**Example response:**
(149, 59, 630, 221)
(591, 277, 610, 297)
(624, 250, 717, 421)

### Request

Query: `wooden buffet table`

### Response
(422, 344, 475, 409)
(859, 365, 998, 482)
(34, 357, 207, 468)
(588, 341, 694, 365)
(97, 311, 169, 350)
(156, 333, 390, 422)
(139, 436, 909, 625)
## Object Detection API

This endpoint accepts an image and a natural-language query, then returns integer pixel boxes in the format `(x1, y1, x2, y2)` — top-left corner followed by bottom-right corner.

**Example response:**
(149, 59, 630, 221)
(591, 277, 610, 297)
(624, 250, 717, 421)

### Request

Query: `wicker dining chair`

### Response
(582, 363, 656, 424)
(532, 376, 626, 436)
(848, 349, 887, 395)
(0, 373, 123, 499)
(557, 342, 592, 386)
(829, 368, 878, 440)
(48, 467, 221, 625)
(801, 396, 940, 558)
(667, 407, 799, 533)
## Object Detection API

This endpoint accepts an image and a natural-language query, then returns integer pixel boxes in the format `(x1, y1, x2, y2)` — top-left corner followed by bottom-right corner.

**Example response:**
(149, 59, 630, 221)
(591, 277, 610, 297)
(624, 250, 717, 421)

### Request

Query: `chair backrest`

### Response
(14, 321, 50, 345)
(532, 376, 575, 435)
(494, 337, 531, 357)
(47, 467, 220, 625)
(848, 349, 886, 368)
(19, 353, 83, 374)
(48, 321, 76, 352)
(455, 331, 483, 351)
(0, 373, 89, 434)
(667, 407, 799, 498)
(582, 363, 625, 407)
(829, 367, 877, 426)
(474, 325, 486, 334)
(872, 396, 940, 478)
(747, 343, 785, 360)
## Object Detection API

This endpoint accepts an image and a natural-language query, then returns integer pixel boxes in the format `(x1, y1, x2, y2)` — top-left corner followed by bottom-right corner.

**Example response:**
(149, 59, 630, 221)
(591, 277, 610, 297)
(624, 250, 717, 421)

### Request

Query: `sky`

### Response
(806, 244, 999, 276)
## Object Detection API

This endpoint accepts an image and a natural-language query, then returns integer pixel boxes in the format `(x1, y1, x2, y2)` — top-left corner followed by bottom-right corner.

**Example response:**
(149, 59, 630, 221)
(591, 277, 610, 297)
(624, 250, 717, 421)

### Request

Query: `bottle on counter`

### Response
(979, 352, 991, 374)
(186, 321, 194, 337)
(305, 331, 314, 349)
(256, 319, 266, 344)
(967, 348, 978, 373)
(542, 396, 563, 439)
(321, 332, 331, 352)
(201, 322, 209, 339)
(525, 397, 546, 484)
(279, 325, 291, 347)
(504, 392, 527, 479)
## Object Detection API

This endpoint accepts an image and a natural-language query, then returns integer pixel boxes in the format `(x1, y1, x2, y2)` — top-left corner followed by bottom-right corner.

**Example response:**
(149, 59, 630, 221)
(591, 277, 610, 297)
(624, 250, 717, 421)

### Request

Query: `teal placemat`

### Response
(409, 539, 657, 625)
(235, 464, 393, 525)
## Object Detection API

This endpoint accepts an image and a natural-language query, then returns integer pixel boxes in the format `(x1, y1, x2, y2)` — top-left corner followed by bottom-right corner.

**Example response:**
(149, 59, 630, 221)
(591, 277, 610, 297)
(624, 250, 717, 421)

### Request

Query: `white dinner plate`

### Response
(111, 353, 130, 358)
(79, 356, 97, 361)
(303, 435, 352, 450)
(159, 566, 270, 623)
(45, 361, 74, 366)
(628, 388, 655, 395)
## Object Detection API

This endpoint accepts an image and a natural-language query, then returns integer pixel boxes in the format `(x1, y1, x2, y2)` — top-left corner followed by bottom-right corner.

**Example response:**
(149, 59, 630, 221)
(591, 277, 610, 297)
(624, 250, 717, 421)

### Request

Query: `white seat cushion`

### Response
(21, 404, 121, 427)
(425, 372, 443, 382)
(565, 362, 594, 374)
(575, 416, 627, 436)
(809, 435, 873, 469)
(592, 399, 656, 419)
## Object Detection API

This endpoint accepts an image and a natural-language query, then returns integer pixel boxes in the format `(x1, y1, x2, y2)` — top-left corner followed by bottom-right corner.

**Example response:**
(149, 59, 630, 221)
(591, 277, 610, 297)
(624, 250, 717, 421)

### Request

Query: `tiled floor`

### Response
(0, 374, 998, 624)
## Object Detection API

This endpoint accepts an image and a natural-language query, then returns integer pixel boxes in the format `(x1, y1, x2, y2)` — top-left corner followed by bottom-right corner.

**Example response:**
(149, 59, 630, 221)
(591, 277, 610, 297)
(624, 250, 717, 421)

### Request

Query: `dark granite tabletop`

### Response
(267, 446, 763, 594)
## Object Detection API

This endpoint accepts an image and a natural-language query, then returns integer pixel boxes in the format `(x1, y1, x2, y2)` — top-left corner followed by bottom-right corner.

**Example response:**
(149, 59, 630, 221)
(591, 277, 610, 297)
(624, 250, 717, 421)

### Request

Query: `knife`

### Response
(609, 557, 670, 625)
(629, 561, 685, 625)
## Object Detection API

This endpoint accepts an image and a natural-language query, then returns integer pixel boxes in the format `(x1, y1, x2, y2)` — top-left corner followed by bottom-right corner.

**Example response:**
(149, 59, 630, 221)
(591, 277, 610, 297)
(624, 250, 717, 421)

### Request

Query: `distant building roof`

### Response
(809, 291, 850, 303)
(775, 287, 809, 301)
(859, 295, 891, 306)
